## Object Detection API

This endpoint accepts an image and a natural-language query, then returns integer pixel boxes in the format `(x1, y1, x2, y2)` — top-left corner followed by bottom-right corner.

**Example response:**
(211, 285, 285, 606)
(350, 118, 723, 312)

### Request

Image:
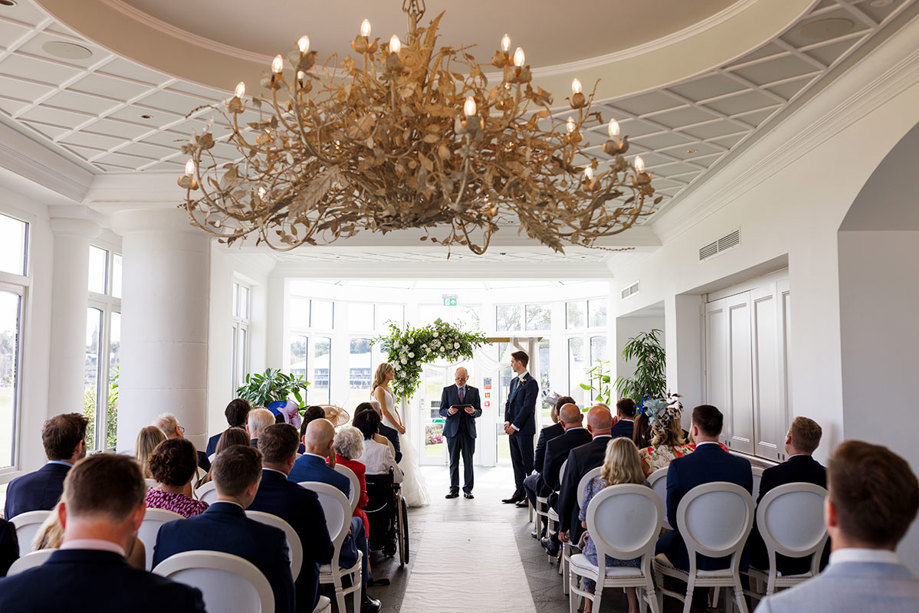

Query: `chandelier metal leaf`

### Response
(178, 0, 661, 254)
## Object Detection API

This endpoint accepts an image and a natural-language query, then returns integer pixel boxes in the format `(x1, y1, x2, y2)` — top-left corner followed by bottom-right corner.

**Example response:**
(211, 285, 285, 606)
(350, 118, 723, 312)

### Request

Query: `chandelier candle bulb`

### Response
(566, 116, 576, 133)
(584, 166, 594, 180)
(634, 156, 645, 174)
(389, 34, 401, 54)
(463, 96, 477, 118)
(513, 47, 525, 67)
(360, 19, 371, 37)
(184, 158, 195, 176)
(271, 54, 283, 74)
(608, 118, 620, 138)
(501, 33, 511, 53)
(297, 35, 310, 54)
(571, 78, 582, 95)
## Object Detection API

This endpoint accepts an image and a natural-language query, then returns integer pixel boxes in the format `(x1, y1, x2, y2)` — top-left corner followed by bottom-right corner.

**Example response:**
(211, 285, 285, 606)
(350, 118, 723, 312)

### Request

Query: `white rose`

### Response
(409, 352, 415, 358)
(433, 332, 439, 337)
(454, 342, 460, 348)
(400, 357, 407, 364)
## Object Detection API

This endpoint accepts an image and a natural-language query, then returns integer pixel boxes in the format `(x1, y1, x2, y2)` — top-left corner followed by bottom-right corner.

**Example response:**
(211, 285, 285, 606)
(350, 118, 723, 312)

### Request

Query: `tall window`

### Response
(85, 246, 121, 451)
(231, 282, 251, 396)
(0, 213, 27, 470)
(349, 337, 372, 407)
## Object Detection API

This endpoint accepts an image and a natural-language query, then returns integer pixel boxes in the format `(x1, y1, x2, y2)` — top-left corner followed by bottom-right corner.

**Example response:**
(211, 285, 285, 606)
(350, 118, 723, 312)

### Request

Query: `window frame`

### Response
(86, 245, 122, 452)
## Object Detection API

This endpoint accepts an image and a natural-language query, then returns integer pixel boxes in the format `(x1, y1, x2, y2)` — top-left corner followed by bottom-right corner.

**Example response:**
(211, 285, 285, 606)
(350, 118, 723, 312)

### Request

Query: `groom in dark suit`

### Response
(439, 367, 482, 499)
(503, 350, 539, 505)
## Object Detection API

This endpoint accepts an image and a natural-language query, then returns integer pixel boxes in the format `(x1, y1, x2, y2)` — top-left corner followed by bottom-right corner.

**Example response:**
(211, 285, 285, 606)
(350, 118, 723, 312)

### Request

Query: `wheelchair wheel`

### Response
(398, 497, 409, 566)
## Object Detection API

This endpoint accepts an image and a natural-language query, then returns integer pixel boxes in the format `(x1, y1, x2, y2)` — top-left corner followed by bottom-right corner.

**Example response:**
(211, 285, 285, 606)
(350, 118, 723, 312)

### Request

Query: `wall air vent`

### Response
(699, 229, 741, 261)
(620, 282, 639, 300)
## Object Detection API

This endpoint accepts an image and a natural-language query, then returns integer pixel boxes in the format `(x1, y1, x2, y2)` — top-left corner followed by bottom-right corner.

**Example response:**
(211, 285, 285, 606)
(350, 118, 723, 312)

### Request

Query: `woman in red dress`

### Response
(331, 426, 370, 537)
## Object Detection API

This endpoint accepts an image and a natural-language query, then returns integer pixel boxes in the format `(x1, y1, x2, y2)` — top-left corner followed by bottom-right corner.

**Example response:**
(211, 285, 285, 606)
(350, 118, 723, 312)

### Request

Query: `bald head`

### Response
(586, 404, 613, 435)
(305, 418, 336, 457)
(559, 403, 582, 428)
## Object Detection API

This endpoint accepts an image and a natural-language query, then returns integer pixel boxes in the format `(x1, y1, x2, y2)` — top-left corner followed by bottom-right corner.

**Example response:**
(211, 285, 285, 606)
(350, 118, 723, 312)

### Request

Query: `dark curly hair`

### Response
(148, 438, 198, 487)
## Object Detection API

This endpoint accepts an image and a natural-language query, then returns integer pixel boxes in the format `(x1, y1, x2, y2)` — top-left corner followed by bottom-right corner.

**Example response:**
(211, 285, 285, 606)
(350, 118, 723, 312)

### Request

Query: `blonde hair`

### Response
(33, 502, 64, 550)
(135, 425, 167, 478)
(651, 416, 686, 447)
(371, 363, 394, 391)
(599, 437, 645, 486)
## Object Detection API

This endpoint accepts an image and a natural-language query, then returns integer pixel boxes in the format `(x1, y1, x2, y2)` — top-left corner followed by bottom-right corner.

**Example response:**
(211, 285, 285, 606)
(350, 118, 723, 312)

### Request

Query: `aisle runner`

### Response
(400, 521, 537, 612)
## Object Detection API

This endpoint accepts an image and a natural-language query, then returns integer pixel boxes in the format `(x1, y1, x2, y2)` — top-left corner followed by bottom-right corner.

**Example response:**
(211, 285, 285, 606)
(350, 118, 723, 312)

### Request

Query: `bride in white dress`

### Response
(371, 363, 430, 508)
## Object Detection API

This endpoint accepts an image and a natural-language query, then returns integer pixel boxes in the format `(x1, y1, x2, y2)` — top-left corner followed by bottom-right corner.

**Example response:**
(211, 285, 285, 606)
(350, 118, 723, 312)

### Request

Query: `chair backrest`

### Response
(153, 550, 274, 613)
(757, 482, 828, 572)
(676, 481, 754, 573)
(138, 508, 184, 570)
(333, 464, 360, 513)
(558, 458, 568, 489)
(195, 481, 219, 504)
(6, 548, 56, 575)
(647, 467, 670, 528)
(576, 466, 603, 507)
(586, 484, 663, 567)
(10, 510, 51, 554)
(298, 481, 351, 564)
(246, 510, 303, 581)
(752, 466, 764, 502)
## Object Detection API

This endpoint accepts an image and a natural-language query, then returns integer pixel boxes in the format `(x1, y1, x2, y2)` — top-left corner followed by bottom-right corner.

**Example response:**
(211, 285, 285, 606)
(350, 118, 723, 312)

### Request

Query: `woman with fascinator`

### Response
(636, 393, 695, 476)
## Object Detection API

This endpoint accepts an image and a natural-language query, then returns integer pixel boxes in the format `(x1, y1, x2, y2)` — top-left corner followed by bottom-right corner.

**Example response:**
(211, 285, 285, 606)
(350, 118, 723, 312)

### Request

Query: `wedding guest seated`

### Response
(756, 441, 919, 613)
(288, 418, 379, 613)
(298, 405, 326, 453)
(632, 411, 653, 449)
(749, 416, 827, 575)
(153, 445, 295, 613)
(611, 398, 636, 439)
(33, 501, 146, 569)
(152, 413, 209, 471)
(363, 401, 402, 463)
(0, 518, 18, 577)
(523, 395, 574, 528)
(637, 396, 693, 476)
(135, 425, 167, 479)
(145, 438, 209, 518)
(353, 409, 403, 483)
(246, 407, 276, 448)
(333, 427, 371, 538)
(250, 424, 334, 613)
(205, 398, 251, 457)
(4, 412, 88, 519)
(196, 427, 251, 488)
(578, 437, 649, 613)
(0, 454, 205, 613)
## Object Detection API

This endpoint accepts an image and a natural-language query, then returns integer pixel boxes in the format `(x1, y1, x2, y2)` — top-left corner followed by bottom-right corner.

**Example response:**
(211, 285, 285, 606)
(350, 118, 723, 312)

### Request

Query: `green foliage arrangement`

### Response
(615, 328, 666, 405)
(580, 359, 613, 406)
(373, 318, 487, 401)
(236, 368, 310, 408)
(82, 369, 119, 450)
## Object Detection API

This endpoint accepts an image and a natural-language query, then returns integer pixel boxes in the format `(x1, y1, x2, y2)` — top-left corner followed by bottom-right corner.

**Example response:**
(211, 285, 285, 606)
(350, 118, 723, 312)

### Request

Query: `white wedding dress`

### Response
(378, 387, 430, 508)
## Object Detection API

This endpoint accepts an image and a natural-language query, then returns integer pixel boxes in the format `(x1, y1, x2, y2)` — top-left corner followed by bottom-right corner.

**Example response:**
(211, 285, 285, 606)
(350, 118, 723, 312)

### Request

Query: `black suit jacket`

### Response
(196, 451, 211, 472)
(534, 423, 564, 474)
(154, 501, 295, 613)
(0, 518, 19, 577)
(504, 373, 539, 436)
(539, 427, 593, 495)
(0, 549, 204, 613)
(3, 462, 70, 519)
(378, 423, 402, 463)
(250, 469, 335, 613)
(750, 454, 827, 574)
(557, 435, 612, 535)
(611, 419, 634, 440)
(438, 385, 482, 438)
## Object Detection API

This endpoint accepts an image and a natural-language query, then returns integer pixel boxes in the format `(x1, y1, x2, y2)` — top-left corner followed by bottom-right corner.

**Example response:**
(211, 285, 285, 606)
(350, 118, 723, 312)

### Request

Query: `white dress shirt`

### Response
(61, 539, 126, 557)
(358, 438, 403, 483)
(829, 548, 900, 565)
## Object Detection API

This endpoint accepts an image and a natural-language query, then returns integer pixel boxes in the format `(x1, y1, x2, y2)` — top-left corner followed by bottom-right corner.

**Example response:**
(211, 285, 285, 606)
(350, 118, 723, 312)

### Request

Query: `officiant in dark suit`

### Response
(439, 367, 482, 499)
(503, 350, 539, 506)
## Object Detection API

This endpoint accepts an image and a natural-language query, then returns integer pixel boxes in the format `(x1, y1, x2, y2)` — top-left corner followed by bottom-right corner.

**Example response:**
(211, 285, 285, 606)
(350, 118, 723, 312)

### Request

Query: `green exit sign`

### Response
(442, 294, 458, 307)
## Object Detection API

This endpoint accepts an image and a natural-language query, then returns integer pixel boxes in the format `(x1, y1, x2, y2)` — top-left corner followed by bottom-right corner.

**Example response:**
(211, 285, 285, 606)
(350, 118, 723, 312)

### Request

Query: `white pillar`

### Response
(48, 214, 101, 411)
(112, 209, 210, 452)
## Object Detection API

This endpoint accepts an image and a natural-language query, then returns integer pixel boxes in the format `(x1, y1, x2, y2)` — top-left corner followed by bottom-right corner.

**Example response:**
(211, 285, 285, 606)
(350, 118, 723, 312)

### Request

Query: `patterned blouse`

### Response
(639, 444, 696, 474)
(144, 488, 209, 518)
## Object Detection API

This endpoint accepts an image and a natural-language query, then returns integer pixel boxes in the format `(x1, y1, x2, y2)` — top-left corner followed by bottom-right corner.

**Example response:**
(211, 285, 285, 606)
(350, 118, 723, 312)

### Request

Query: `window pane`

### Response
(240, 286, 250, 320)
(111, 254, 123, 299)
(88, 246, 107, 294)
(589, 299, 608, 328)
(538, 339, 552, 421)
(349, 337, 372, 408)
(311, 301, 334, 329)
(290, 335, 308, 379)
(375, 304, 404, 329)
(0, 214, 27, 276)
(525, 304, 551, 330)
(566, 301, 586, 328)
(84, 308, 103, 450)
(349, 304, 373, 331)
(568, 337, 586, 395)
(311, 337, 331, 404)
(590, 335, 608, 365)
(0, 291, 22, 468)
(107, 313, 121, 449)
(236, 327, 248, 392)
(233, 283, 239, 318)
(289, 296, 310, 330)
(496, 305, 521, 332)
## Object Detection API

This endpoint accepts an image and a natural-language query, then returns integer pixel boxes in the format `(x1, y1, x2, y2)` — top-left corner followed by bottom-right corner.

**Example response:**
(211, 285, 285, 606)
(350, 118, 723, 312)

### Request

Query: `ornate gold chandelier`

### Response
(178, 0, 660, 254)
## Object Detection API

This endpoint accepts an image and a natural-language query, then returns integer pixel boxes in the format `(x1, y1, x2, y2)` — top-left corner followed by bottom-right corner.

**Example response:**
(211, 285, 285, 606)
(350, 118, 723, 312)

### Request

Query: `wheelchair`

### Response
(364, 470, 409, 566)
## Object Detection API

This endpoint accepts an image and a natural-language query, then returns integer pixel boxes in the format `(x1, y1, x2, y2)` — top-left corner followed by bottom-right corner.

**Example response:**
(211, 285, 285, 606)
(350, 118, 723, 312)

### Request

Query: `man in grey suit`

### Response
(755, 440, 919, 613)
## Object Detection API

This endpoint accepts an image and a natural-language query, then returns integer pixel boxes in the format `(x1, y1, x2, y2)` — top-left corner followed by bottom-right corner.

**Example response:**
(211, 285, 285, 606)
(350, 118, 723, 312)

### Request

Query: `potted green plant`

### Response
(236, 368, 310, 411)
(615, 328, 666, 405)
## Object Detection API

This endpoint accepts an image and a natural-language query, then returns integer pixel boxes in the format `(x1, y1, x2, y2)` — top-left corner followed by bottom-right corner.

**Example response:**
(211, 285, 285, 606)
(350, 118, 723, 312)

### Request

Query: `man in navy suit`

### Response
(288, 419, 379, 613)
(756, 440, 919, 613)
(522, 396, 575, 523)
(611, 398, 636, 440)
(749, 416, 828, 574)
(439, 367, 482, 499)
(0, 454, 204, 613)
(4, 412, 87, 519)
(502, 350, 539, 504)
(206, 397, 251, 457)
(250, 424, 334, 613)
(656, 404, 753, 573)
(153, 445, 295, 613)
